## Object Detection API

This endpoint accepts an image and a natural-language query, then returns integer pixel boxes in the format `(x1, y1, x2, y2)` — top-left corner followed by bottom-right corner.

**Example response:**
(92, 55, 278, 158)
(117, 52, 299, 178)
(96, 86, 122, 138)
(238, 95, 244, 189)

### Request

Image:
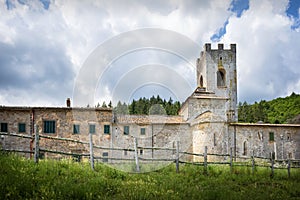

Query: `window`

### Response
(269, 132, 274, 142)
(124, 150, 128, 156)
(287, 133, 291, 141)
(104, 125, 110, 134)
(124, 126, 129, 135)
(0, 123, 8, 132)
(243, 141, 247, 156)
(140, 149, 143, 155)
(217, 70, 226, 87)
(140, 128, 146, 135)
(89, 124, 95, 134)
(102, 152, 108, 162)
(257, 132, 261, 140)
(213, 133, 216, 146)
(200, 75, 203, 87)
(73, 124, 80, 134)
(44, 120, 55, 133)
(18, 123, 26, 133)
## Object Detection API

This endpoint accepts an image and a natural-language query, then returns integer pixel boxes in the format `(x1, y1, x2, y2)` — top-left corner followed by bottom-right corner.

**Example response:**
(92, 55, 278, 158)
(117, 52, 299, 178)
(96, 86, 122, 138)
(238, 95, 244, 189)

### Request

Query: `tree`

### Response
(102, 101, 107, 108)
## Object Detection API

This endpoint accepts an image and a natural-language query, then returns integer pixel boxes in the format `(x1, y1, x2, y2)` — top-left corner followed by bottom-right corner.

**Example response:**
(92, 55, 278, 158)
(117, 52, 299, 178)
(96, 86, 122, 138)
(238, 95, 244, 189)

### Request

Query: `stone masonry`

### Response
(0, 43, 299, 162)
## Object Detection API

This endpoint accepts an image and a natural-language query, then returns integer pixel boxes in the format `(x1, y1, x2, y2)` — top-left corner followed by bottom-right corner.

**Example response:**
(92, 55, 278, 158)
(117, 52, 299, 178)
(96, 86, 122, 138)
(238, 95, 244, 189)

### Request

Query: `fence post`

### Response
(134, 137, 140, 173)
(204, 146, 208, 175)
(89, 133, 94, 170)
(287, 158, 291, 178)
(252, 150, 255, 174)
(271, 152, 274, 178)
(34, 125, 39, 164)
(230, 147, 233, 173)
(176, 141, 179, 173)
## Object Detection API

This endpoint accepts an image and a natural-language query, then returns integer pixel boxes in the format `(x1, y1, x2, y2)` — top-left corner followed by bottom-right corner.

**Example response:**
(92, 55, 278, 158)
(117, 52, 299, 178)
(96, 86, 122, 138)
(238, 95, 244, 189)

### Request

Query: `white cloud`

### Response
(0, 0, 299, 107)
(221, 0, 300, 102)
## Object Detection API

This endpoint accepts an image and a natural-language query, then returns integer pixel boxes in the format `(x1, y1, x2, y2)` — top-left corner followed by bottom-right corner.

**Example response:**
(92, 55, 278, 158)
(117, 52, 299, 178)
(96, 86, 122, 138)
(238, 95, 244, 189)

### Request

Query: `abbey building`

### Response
(1, 44, 299, 162)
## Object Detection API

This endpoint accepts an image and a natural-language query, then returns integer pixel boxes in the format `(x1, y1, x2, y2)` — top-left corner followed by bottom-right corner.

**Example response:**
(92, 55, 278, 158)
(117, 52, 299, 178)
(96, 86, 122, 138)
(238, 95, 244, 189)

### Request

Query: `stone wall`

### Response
(0, 107, 191, 162)
(229, 123, 300, 160)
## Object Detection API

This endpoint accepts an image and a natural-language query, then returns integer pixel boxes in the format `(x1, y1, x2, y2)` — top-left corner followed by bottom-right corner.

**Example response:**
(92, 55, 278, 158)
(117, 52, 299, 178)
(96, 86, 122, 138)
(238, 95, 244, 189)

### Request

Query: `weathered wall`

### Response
(192, 122, 229, 162)
(0, 107, 32, 156)
(229, 124, 300, 160)
(0, 107, 191, 162)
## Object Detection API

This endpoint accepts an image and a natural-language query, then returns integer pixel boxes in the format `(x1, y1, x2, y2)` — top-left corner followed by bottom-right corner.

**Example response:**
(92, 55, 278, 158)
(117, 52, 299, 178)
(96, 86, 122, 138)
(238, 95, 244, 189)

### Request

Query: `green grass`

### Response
(1, 153, 300, 200)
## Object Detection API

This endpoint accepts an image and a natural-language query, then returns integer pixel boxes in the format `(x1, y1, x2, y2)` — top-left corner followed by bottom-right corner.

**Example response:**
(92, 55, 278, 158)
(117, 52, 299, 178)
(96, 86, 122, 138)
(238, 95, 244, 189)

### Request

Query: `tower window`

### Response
(217, 70, 226, 87)
(200, 75, 204, 88)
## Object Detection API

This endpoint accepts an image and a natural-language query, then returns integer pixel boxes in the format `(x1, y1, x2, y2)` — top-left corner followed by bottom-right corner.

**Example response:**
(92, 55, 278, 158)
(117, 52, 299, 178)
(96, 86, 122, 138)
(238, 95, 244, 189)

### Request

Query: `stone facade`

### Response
(0, 43, 299, 162)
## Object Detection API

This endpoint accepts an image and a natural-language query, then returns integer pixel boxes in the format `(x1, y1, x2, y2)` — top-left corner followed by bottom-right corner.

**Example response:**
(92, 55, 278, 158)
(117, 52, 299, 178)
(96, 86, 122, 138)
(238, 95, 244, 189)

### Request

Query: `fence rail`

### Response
(1, 131, 300, 177)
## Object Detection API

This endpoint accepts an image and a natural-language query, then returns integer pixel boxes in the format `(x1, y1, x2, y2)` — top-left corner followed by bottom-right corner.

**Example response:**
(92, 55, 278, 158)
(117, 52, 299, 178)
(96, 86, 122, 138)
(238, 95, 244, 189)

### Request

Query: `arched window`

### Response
(243, 141, 247, 156)
(217, 70, 226, 87)
(200, 75, 203, 88)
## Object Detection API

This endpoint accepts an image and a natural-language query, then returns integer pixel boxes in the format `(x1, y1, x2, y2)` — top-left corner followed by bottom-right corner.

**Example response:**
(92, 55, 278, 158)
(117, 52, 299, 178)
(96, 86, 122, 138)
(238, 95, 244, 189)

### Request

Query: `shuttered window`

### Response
(104, 125, 110, 134)
(44, 121, 56, 133)
(18, 123, 26, 133)
(89, 124, 95, 134)
(0, 123, 8, 132)
(73, 124, 80, 134)
(269, 132, 274, 142)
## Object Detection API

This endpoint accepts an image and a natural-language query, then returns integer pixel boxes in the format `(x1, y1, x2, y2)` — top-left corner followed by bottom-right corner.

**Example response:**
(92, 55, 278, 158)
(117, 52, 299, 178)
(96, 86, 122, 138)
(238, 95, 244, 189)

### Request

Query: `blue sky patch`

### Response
(5, 0, 50, 10)
(229, 0, 249, 18)
(5, 0, 15, 10)
(39, 0, 50, 10)
(210, 19, 229, 42)
(286, 0, 300, 29)
(211, 0, 249, 42)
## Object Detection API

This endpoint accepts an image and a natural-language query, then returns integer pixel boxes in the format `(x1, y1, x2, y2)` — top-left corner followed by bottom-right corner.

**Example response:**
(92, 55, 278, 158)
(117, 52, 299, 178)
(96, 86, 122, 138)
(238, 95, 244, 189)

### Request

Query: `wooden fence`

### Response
(1, 130, 300, 177)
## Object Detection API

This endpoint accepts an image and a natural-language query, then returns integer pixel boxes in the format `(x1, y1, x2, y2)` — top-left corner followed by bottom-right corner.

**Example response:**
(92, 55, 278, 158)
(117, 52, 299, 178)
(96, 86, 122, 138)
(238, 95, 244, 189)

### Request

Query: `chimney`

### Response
(66, 98, 71, 107)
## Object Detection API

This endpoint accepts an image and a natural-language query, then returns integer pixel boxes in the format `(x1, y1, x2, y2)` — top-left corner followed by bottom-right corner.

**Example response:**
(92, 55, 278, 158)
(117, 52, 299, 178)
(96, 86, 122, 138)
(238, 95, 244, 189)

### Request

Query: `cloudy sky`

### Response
(0, 0, 299, 107)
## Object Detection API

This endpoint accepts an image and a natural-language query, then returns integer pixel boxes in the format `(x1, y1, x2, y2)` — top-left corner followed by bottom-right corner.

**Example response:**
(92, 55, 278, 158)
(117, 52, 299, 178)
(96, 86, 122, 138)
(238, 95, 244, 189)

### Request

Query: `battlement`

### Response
(204, 43, 236, 52)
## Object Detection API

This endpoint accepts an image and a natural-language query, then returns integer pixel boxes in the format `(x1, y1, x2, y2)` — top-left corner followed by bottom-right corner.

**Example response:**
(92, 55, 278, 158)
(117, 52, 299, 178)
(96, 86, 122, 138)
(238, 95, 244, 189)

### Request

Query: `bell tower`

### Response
(196, 43, 237, 122)
(180, 43, 237, 122)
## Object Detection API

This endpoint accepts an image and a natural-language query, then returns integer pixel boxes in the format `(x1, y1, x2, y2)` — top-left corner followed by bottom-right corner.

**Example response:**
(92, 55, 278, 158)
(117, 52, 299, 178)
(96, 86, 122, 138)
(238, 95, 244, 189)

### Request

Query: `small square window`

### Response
(124, 126, 129, 135)
(104, 125, 110, 134)
(18, 123, 26, 133)
(269, 132, 274, 142)
(102, 152, 108, 162)
(140, 128, 146, 135)
(140, 149, 143, 155)
(0, 123, 8, 132)
(89, 124, 96, 134)
(44, 121, 55, 134)
(73, 124, 80, 134)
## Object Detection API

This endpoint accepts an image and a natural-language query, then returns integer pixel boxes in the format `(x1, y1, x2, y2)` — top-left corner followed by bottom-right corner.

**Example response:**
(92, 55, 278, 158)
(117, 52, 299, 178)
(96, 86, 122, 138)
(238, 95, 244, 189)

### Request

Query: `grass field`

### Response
(1, 152, 300, 200)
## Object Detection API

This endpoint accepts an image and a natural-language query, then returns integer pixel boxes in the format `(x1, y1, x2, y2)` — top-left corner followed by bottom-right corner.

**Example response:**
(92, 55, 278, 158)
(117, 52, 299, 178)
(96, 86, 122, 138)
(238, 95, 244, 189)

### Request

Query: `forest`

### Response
(96, 92, 300, 124)
(96, 95, 181, 115)
(238, 92, 300, 124)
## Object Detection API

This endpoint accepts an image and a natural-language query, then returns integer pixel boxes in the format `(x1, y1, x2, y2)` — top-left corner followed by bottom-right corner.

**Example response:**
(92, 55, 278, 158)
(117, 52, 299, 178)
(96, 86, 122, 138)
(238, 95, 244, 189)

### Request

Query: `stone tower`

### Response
(179, 43, 238, 160)
(195, 43, 237, 122)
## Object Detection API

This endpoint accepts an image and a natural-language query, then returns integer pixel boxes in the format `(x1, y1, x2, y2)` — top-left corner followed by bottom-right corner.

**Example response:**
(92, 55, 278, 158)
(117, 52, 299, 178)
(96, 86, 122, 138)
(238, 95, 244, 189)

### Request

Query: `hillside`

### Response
(238, 92, 300, 124)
